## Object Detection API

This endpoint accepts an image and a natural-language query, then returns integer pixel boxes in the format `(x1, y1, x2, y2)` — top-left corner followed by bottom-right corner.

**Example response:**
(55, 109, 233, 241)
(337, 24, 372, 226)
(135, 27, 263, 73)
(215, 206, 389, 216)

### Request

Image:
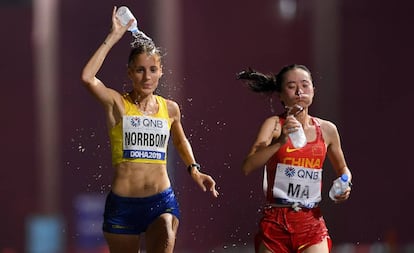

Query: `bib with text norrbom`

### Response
(271, 163, 322, 207)
(122, 115, 170, 160)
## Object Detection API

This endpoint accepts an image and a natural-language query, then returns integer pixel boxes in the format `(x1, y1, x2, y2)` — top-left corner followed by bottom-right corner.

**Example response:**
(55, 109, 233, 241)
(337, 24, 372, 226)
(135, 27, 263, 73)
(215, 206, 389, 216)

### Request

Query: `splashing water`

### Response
(131, 30, 155, 50)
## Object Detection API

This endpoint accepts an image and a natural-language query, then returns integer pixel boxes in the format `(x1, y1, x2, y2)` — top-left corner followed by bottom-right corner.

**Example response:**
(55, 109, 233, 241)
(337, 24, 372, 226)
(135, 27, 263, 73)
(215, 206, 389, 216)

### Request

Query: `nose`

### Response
(295, 88, 303, 96)
(143, 70, 151, 80)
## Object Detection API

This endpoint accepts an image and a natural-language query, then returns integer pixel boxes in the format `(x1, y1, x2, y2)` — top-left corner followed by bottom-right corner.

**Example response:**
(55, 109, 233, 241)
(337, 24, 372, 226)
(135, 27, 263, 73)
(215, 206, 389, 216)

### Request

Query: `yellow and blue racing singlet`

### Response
(109, 94, 171, 166)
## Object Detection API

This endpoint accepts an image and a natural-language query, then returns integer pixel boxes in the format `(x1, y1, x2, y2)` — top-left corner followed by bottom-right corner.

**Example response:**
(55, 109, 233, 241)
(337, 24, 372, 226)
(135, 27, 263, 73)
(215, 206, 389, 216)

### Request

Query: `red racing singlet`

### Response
(264, 117, 327, 207)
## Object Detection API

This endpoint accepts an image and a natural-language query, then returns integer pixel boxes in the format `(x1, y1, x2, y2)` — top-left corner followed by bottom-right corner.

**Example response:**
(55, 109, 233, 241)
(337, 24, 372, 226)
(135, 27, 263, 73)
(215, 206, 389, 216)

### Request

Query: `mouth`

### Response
(141, 83, 153, 89)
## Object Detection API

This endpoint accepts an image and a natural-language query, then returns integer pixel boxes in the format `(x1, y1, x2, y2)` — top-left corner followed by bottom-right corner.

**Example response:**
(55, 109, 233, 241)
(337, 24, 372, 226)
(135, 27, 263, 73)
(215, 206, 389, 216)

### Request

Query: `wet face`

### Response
(127, 53, 163, 95)
(278, 68, 314, 109)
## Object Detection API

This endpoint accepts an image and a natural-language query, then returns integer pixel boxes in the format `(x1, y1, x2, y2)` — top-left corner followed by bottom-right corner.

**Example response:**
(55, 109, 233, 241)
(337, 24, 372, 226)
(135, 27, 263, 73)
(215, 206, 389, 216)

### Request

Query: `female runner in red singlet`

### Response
(237, 64, 352, 253)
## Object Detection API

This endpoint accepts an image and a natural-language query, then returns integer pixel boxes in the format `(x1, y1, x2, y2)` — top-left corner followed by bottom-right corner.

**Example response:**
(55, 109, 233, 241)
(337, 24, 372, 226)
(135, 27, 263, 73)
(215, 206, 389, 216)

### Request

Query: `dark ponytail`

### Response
(236, 68, 278, 93)
(237, 64, 312, 94)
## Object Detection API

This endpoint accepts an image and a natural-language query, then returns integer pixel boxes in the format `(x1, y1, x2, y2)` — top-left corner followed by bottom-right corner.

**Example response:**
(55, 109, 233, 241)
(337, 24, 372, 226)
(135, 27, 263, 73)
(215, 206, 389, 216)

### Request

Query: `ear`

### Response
(159, 65, 164, 78)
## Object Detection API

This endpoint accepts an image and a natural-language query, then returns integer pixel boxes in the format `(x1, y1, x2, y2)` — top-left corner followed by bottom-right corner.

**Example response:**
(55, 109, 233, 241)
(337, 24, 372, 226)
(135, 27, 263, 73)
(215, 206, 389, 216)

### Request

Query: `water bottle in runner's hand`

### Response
(115, 6, 153, 48)
(286, 105, 307, 148)
(116, 6, 139, 33)
(329, 174, 350, 201)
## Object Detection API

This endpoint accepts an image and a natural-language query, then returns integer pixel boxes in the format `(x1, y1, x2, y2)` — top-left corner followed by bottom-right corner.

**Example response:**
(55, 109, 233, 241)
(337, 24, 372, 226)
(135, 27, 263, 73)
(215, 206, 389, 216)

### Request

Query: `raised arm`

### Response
(81, 7, 134, 128)
(81, 6, 132, 106)
(242, 116, 286, 175)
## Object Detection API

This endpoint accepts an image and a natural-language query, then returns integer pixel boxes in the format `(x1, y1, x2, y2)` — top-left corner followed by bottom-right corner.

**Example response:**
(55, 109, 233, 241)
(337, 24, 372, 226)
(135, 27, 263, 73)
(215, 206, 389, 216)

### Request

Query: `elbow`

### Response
(81, 68, 95, 86)
(242, 169, 251, 176)
(81, 73, 92, 86)
(241, 162, 252, 176)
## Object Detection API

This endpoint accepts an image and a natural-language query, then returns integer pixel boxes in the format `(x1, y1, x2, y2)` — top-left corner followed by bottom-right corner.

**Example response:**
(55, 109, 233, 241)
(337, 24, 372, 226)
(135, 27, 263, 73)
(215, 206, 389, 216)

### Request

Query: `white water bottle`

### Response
(329, 174, 350, 201)
(289, 125, 307, 148)
(286, 105, 306, 149)
(116, 6, 139, 34)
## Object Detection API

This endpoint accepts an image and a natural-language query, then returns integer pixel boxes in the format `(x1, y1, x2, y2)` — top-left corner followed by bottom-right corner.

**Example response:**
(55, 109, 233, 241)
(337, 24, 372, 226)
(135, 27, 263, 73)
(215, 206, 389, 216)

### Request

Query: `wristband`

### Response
(187, 163, 200, 175)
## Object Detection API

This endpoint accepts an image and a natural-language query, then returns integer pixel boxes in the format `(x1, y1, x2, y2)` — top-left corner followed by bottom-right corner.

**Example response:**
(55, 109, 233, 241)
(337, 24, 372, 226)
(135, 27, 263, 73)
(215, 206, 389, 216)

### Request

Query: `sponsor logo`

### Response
(129, 117, 165, 128)
(284, 167, 296, 177)
(130, 117, 140, 127)
(286, 147, 300, 153)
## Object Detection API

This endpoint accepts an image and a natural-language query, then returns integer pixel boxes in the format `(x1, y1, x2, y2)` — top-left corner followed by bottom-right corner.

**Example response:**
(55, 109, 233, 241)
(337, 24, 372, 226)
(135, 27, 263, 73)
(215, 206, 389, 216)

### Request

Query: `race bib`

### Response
(269, 163, 322, 208)
(122, 115, 170, 160)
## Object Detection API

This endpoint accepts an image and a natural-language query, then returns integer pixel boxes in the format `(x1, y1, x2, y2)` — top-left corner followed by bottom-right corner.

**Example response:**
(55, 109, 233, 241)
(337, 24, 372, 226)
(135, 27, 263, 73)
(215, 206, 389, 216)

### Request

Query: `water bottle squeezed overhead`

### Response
(116, 6, 138, 32)
(115, 6, 153, 47)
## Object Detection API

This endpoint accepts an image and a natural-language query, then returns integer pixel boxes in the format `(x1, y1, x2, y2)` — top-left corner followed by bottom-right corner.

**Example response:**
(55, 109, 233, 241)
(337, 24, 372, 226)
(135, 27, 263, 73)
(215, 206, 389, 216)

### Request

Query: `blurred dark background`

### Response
(1, 0, 413, 252)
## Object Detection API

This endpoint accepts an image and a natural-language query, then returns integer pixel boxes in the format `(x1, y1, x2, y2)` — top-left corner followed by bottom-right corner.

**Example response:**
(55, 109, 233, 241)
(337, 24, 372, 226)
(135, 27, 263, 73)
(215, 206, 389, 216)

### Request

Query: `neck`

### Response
(297, 112, 312, 127)
(131, 92, 157, 115)
(132, 92, 153, 104)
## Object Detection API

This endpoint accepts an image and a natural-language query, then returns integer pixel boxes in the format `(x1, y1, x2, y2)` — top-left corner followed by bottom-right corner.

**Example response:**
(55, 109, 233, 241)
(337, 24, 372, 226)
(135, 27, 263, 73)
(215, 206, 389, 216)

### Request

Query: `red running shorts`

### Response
(254, 206, 332, 253)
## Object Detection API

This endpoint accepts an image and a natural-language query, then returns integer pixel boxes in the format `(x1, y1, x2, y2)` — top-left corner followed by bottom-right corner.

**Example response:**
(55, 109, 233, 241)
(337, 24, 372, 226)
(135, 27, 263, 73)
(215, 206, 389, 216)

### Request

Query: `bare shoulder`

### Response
(259, 115, 282, 139)
(314, 117, 337, 131)
(313, 116, 340, 145)
(164, 97, 180, 120)
(264, 115, 280, 126)
(165, 98, 179, 110)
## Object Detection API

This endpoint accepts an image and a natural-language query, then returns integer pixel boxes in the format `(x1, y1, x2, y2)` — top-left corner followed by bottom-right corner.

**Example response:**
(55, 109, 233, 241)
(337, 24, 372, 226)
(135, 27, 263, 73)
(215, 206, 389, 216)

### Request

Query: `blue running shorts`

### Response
(103, 187, 180, 234)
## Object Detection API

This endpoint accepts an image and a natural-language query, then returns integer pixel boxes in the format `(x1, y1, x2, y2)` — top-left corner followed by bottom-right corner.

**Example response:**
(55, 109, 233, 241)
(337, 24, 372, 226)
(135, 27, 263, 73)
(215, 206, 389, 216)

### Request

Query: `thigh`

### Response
(104, 232, 140, 253)
(255, 208, 291, 253)
(302, 238, 329, 253)
(257, 242, 273, 253)
(145, 213, 179, 253)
